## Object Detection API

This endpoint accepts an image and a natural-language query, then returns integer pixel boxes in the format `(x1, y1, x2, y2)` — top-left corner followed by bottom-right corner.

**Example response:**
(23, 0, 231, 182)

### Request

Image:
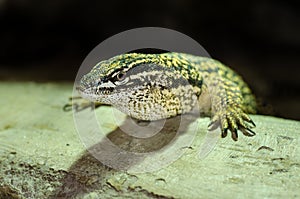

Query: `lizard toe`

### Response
(241, 113, 256, 128)
(239, 126, 256, 137)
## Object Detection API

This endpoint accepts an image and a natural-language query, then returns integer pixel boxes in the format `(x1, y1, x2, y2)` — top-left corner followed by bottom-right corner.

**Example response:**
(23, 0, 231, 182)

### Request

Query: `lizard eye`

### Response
(116, 71, 126, 81)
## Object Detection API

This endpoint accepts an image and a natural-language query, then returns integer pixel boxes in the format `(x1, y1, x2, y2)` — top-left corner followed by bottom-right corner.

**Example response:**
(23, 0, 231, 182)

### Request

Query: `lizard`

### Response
(76, 52, 257, 141)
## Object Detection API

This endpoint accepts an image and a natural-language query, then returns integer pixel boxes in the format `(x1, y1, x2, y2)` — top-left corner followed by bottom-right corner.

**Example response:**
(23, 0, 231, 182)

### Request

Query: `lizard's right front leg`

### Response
(206, 77, 256, 141)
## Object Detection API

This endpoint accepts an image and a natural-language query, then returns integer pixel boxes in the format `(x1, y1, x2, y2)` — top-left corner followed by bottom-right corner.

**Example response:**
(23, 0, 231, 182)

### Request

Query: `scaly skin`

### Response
(77, 52, 257, 141)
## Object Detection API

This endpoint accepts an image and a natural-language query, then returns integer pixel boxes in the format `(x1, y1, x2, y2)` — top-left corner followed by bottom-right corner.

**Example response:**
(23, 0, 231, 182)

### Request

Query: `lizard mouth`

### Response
(77, 79, 116, 93)
(76, 87, 114, 103)
(76, 80, 116, 102)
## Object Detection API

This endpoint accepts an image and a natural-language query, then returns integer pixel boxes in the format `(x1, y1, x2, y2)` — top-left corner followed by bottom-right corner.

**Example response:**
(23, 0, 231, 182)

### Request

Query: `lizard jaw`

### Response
(76, 80, 116, 104)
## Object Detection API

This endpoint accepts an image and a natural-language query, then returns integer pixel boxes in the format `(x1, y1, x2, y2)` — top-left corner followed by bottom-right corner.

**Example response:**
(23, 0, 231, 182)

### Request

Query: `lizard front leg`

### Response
(205, 76, 256, 141)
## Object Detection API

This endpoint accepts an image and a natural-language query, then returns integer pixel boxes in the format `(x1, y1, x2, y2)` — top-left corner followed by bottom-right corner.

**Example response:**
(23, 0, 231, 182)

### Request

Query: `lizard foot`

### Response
(63, 96, 103, 112)
(208, 106, 256, 141)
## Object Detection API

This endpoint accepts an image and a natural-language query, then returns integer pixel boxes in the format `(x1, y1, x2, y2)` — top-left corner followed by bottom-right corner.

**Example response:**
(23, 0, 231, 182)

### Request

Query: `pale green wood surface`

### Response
(0, 82, 299, 198)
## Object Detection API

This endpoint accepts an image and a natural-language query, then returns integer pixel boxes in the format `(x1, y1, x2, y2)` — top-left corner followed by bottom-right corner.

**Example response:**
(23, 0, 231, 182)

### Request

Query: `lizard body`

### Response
(77, 52, 256, 141)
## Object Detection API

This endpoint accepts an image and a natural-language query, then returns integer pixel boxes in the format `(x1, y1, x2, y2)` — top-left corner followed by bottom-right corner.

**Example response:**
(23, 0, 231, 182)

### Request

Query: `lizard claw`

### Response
(231, 129, 238, 141)
(221, 128, 228, 138)
(240, 126, 256, 137)
(208, 107, 256, 141)
(208, 120, 220, 131)
(249, 120, 256, 128)
(241, 113, 256, 128)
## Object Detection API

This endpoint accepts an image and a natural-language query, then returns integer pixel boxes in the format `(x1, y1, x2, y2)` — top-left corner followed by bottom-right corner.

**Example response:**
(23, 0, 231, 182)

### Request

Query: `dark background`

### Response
(0, 0, 299, 120)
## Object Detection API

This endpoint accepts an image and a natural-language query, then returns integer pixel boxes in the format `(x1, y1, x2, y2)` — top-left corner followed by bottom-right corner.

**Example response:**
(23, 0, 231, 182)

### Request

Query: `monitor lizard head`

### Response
(77, 53, 160, 103)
